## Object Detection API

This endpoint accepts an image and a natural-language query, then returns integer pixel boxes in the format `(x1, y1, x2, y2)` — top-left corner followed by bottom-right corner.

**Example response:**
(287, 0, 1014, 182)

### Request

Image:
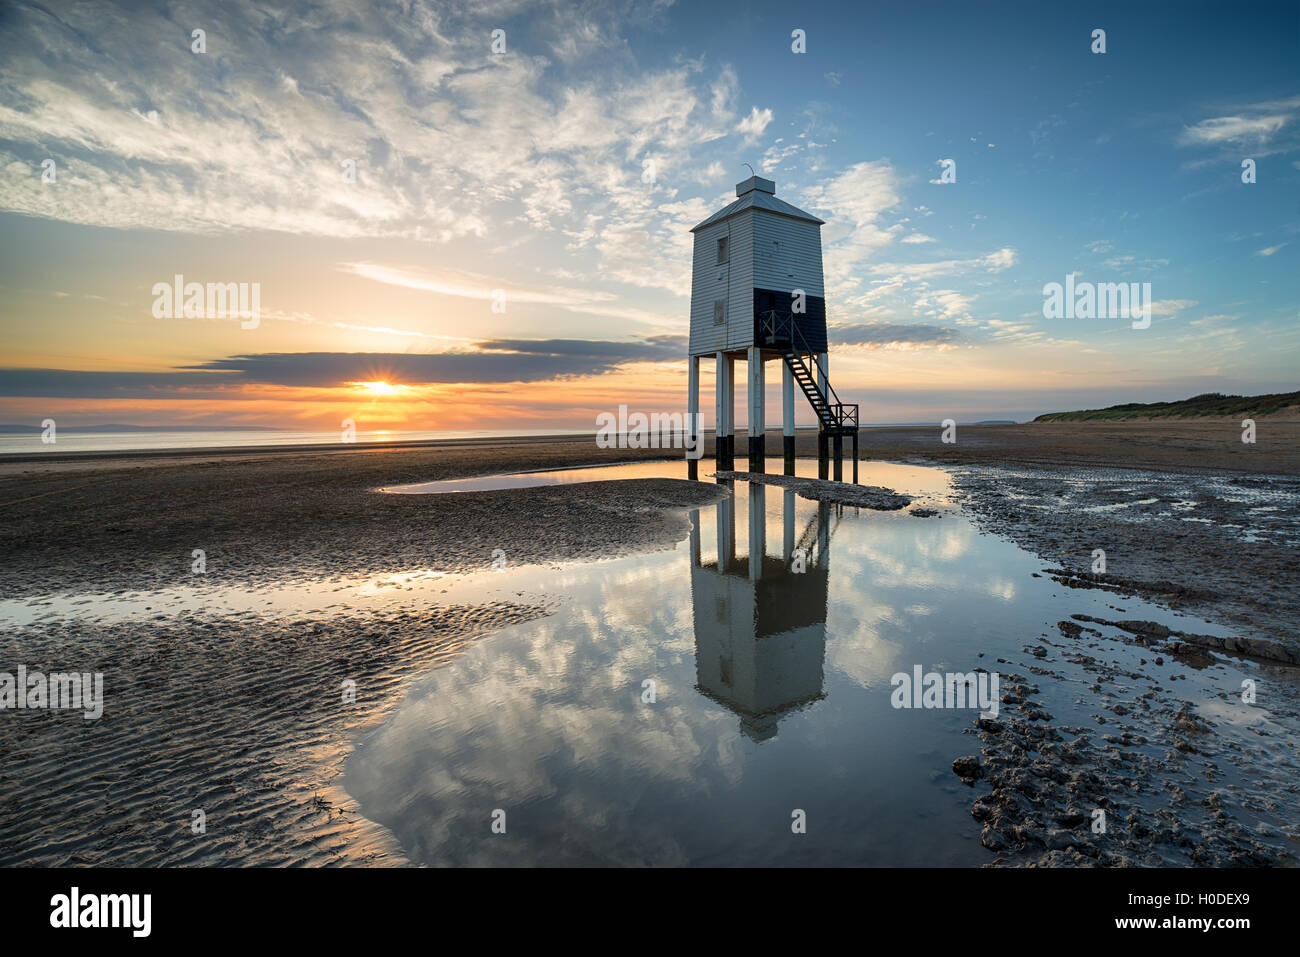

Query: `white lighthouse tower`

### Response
(685, 175, 858, 480)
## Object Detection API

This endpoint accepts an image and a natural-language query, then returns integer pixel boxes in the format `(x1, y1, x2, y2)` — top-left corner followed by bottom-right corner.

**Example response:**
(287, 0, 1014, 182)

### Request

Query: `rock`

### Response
(713, 472, 912, 510)
(1045, 828, 1085, 850)
(1056, 809, 1088, 829)
(972, 794, 1001, 822)
(953, 755, 984, 781)
(980, 825, 1008, 851)
(1116, 620, 1171, 639)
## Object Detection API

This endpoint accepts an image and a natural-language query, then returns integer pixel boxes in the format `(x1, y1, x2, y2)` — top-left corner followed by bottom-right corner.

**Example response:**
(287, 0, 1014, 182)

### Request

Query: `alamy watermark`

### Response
(891, 666, 1000, 718)
(152, 274, 260, 328)
(1, 666, 103, 719)
(1043, 275, 1151, 329)
(50, 887, 150, 937)
(596, 406, 702, 459)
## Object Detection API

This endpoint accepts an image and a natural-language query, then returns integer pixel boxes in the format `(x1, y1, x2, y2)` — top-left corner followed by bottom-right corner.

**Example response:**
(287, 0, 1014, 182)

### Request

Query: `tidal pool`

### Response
(343, 461, 1285, 867)
(379, 455, 851, 493)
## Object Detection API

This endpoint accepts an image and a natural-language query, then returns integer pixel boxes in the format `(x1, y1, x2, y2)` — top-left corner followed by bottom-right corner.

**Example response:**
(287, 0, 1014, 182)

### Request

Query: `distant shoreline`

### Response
(2, 419, 1296, 476)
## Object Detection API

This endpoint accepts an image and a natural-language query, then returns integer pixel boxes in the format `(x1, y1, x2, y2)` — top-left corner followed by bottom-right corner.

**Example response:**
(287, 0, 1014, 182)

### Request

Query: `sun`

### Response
(356, 380, 397, 396)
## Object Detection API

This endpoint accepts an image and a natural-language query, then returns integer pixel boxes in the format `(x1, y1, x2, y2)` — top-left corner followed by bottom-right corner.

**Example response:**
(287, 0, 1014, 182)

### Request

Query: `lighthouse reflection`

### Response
(687, 483, 832, 741)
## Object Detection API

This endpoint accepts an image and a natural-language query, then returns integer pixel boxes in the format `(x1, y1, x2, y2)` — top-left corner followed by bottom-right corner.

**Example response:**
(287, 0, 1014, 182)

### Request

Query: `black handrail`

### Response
(759, 309, 858, 432)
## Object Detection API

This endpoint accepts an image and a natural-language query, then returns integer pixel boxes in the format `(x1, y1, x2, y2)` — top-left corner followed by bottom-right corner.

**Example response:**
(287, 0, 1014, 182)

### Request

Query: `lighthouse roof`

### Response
(690, 176, 825, 232)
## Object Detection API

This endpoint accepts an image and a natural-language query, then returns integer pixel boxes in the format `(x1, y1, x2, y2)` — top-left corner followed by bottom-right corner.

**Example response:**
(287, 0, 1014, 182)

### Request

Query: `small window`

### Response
(716, 236, 728, 264)
(713, 300, 725, 325)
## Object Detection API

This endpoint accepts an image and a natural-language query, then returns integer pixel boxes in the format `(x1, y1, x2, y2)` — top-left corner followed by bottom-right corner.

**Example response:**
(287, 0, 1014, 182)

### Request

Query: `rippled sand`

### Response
(0, 438, 723, 866)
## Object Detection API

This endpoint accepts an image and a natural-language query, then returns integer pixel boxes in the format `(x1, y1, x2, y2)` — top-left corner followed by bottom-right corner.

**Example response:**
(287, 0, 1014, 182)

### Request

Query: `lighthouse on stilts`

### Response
(685, 175, 858, 482)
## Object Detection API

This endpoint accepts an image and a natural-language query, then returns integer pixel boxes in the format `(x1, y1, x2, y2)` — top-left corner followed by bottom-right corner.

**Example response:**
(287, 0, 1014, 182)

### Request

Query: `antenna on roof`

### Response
(742, 163, 756, 177)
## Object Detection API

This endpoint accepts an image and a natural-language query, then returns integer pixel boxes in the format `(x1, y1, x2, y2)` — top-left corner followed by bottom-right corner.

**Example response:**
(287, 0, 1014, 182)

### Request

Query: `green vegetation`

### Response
(1034, 391, 1300, 422)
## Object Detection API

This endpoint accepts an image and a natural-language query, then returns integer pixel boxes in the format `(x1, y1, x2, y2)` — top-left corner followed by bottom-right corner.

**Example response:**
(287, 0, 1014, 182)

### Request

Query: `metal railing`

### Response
(758, 309, 858, 433)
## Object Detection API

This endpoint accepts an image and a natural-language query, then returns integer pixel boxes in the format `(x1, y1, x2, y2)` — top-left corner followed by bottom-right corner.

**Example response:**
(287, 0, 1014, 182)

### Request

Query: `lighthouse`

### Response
(685, 175, 858, 480)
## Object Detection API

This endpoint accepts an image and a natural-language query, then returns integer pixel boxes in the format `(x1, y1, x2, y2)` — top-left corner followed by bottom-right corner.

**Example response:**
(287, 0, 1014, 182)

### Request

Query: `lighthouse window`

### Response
(716, 236, 728, 264)
(713, 300, 725, 325)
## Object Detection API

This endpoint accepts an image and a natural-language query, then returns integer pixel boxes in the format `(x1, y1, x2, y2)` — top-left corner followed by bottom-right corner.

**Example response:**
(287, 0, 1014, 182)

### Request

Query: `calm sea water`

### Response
(0, 429, 590, 455)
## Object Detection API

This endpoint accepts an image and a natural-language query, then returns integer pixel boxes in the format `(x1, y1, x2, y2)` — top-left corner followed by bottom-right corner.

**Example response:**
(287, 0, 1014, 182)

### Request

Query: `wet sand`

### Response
(1, 422, 1296, 866)
(0, 440, 724, 866)
(954, 627, 1300, 867)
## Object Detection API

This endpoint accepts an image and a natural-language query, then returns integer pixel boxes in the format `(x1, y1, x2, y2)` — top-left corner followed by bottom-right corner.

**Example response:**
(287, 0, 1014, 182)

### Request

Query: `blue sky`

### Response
(0, 0, 1296, 429)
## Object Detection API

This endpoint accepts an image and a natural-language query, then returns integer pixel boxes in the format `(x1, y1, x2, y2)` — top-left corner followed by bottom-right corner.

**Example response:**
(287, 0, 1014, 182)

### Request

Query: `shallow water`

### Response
(379, 456, 846, 493)
(340, 461, 1293, 866)
(3, 458, 1293, 866)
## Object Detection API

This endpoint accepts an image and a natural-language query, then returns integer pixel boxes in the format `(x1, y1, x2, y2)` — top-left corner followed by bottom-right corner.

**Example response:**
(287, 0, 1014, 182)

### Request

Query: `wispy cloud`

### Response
(737, 106, 774, 140)
(337, 262, 614, 306)
(0, 0, 745, 248)
(801, 161, 904, 293)
(830, 322, 959, 349)
(1149, 299, 1198, 317)
(869, 247, 1017, 280)
(1177, 95, 1300, 156)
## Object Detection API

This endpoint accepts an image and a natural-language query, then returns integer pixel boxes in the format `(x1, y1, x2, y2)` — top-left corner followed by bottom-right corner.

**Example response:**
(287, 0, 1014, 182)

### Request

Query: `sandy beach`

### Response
(1, 421, 1297, 867)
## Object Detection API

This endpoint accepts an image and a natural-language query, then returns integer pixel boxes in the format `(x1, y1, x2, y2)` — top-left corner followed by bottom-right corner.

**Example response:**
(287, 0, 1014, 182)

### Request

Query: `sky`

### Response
(0, 0, 1297, 431)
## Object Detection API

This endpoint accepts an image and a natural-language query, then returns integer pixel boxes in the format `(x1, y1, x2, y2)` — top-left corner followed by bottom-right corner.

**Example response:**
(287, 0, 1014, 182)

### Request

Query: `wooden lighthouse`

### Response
(685, 175, 858, 480)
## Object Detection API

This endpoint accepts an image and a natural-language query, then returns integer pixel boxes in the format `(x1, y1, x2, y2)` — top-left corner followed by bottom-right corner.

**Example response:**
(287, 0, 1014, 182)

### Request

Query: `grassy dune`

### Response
(1034, 391, 1300, 422)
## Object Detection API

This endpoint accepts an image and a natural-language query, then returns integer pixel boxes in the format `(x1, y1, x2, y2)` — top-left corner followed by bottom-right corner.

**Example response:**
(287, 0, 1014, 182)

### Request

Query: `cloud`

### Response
(1101, 254, 1170, 271)
(1257, 244, 1287, 257)
(0, 337, 686, 396)
(337, 262, 614, 306)
(901, 233, 935, 244)
(474, 337, 682, 361)
(1179, 115, 1288, 147)
(761, 138, 801, 172)
(0, 0, 745, 247)
(915, 290, 976, 321)
(1188, 314, 1241, 328)
(338, 259, 679, 326)
(736, 106, 774, 139)
(1177, 96, 1300, 154)
(1148, 299, 1197, 317)
(801, 161, 904, 292)
(868, 247, 1017, 280)
(829, 322, 960, 349)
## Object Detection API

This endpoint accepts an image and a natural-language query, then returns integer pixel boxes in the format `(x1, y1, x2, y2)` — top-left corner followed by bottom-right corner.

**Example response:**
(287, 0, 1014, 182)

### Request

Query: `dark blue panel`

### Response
(752, 287, 827, 353)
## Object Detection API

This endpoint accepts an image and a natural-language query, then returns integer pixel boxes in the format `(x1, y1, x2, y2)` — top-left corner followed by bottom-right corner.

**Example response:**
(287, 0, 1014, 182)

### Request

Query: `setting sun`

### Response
(356, 380, 397, 396)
